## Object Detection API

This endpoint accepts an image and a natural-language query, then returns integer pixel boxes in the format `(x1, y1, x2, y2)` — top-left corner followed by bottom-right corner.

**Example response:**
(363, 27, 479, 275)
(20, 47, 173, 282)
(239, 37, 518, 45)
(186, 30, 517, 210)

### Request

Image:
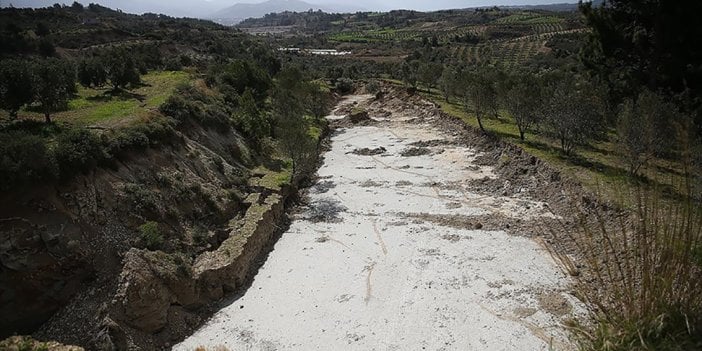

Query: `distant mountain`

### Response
(0, 0, 222, 18)
(210, 0, 363, 25)
(502, 2, 579, 12)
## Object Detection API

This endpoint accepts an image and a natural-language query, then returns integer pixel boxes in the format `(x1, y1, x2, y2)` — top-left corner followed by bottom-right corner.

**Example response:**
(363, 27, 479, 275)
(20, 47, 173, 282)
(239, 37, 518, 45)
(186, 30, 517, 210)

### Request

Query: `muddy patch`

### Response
(538, 291, 573, 317)
(410, 139, 453, 148)
(351, 147, 386, 156)
(304, 198, 347, 223)
(400, 147, 431, 157)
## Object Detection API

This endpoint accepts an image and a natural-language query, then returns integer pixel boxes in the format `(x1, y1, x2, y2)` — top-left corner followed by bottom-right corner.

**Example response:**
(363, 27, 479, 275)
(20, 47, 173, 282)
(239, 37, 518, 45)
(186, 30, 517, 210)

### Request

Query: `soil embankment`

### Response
(175, 91, 590, 350)
(1, 112, 323, 349)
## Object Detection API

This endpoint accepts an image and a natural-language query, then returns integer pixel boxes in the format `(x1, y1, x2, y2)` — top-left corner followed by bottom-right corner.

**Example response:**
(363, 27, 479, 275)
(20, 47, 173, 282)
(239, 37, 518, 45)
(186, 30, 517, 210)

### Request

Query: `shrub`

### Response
(139, 221, 163, 250)
(365, 79, 380, 94)
(160, 86, 230, 130)
(336, 78, 354, 94)
(0, 131, 57, 189)
(123, 183, 159, 212)
(569, 184, 702, 350)
(52, 127, 107, 179)
(164, 57, 182, 71)
(233, 88, 269, 143)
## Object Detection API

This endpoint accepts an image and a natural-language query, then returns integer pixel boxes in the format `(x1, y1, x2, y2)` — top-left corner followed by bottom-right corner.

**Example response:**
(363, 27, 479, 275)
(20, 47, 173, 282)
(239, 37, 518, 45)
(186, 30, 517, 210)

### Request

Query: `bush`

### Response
(336, 78, 354, 94)
(53, 127, 107, 179)
(139, 221, 163, 250)
(365, 79, 380, 94)
(0, 131, 57, 189)
(159, 86, 231, 130)
(164, 57, 182, 71)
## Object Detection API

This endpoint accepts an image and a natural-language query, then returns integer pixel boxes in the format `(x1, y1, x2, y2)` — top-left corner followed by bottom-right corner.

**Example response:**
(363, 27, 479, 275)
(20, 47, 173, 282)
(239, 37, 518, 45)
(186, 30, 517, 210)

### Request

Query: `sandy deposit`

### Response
(174, 95, 587, 351)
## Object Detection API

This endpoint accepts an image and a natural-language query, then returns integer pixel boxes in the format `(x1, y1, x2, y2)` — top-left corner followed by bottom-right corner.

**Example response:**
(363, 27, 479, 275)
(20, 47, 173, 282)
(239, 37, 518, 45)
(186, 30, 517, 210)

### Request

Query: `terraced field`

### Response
(327, 11, 584, 67)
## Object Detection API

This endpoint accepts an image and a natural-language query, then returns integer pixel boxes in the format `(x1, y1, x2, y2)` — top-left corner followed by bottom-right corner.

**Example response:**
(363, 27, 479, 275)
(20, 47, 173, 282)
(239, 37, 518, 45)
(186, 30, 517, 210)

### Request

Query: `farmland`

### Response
(245, 9, 586, 68)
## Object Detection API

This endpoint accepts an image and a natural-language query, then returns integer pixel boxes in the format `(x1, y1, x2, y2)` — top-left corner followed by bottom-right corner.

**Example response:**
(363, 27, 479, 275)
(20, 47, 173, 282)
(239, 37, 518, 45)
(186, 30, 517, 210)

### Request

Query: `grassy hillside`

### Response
(1, 70, 191, 127)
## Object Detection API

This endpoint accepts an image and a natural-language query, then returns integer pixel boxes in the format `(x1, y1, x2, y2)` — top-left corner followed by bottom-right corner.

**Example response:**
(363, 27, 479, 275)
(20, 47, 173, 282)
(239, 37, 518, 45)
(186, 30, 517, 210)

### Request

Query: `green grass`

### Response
(417, 87, 686, 206)
(9, 70, 190, 127)
(250, 162, 292, 191)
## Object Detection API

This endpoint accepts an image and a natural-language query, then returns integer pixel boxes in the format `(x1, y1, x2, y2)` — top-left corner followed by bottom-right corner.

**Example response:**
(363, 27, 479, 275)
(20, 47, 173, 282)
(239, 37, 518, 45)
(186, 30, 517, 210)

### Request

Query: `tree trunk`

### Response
(519, 128, 526, 141)
(290, 159, 296, 183)
(476, 114, 485, 132)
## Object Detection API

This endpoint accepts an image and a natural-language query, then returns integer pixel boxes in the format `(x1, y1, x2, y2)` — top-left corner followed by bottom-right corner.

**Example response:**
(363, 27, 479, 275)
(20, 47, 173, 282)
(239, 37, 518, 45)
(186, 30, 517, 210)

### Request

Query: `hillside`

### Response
(240, 7, 586, 70)
(210, 0, 363, 25)
(0, 3, 331, 349)
(2, 1, 701, 350)
(1, 0, 223, 18)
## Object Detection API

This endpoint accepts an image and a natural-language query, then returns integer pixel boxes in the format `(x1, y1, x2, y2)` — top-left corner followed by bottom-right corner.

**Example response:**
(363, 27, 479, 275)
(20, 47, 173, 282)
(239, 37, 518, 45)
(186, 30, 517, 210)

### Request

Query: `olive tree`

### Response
(461, 70, 498, 132)
(32, 58, 76, 123)
(543, 78, 604, 155)
(618, 90, 678, 176)
(0, 60, 33, 119)
(271, 67, 316, 182)
(504, 73, 543, 141)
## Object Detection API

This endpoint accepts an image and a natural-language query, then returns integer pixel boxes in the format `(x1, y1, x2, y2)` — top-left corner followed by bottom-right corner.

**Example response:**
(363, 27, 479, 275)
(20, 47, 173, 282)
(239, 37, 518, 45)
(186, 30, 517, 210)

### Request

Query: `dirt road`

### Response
(174, 94, 586, 350)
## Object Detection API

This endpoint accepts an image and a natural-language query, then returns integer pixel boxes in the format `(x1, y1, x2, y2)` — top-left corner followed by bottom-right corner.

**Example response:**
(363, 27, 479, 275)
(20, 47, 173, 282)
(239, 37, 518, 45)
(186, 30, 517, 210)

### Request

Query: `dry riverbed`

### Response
(175, 94, 587, 351)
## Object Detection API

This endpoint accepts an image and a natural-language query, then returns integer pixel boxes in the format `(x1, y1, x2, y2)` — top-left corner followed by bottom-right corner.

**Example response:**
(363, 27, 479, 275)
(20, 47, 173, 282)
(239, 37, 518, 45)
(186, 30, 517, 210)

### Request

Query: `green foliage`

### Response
(0, 131, 57, 189)
(365, 79, 381, 94)
(164, 57, 183, 71)
(272, 67, 319, 182)
(159, 85, 230, 130)
(0, 59, 33, 119)
(53, 127, 107, 179)
(417, 61, 443, 89)
(139, 221, 163, 250)
(438, 66, 460, 102)
(400, 61, 418, 87)
(305, 81, 333, 119)
(208, 60, 272, 104)
(461, 69, 498, 132)
(618, 90, 679, 176)
(37, 37, 55, 57)
(581, 1, 702, 98)
(503, 72, 543, 141)
(541, 76, 604, 154)
(233, 88, 269, 143)
(335, 77, 354, 94)
(105, 48, 141, 89)
(78, 57, 108, 88)
(124, 183, 159, 212)
(31, 58, 76, 123)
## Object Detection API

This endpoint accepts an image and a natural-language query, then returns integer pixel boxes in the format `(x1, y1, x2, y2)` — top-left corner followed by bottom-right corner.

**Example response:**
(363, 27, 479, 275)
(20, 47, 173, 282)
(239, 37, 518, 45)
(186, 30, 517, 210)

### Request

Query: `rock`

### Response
(110, 250, 196, 333)
(349, 109, 370, 124)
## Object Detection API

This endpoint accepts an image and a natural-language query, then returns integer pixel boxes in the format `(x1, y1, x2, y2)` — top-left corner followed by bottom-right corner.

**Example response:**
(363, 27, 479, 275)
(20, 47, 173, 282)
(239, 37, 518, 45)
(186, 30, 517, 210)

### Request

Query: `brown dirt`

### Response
(400, 147, 432, 157)
(351, 147, 387, 156)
